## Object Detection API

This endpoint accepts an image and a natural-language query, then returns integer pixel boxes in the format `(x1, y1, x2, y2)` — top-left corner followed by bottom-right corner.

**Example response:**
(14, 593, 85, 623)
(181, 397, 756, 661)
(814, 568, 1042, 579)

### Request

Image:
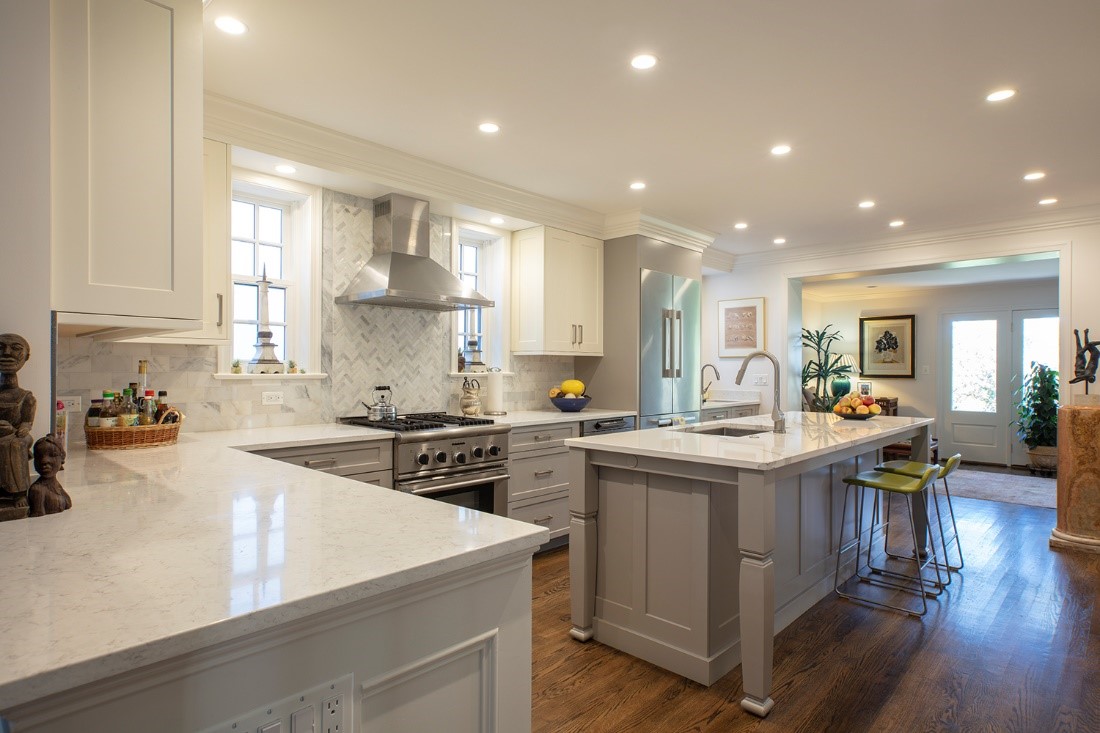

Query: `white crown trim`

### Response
(603, 209, 717, 252)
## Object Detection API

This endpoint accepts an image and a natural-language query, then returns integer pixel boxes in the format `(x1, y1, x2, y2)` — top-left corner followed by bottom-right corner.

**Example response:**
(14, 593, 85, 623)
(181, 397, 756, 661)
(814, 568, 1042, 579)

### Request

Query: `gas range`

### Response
(341, 412, 510, 477)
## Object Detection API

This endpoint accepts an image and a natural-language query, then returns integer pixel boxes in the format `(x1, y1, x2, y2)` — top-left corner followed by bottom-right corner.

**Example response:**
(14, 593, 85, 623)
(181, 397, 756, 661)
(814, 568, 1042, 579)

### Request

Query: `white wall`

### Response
(1, 2, 53, 434)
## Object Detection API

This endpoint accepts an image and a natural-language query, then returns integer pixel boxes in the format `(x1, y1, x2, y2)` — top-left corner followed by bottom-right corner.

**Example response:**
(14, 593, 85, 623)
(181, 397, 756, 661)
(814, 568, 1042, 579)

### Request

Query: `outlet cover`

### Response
(198, 674, 352, 733)
(262, 391, 285, 406)
(60, 396, 82, 413)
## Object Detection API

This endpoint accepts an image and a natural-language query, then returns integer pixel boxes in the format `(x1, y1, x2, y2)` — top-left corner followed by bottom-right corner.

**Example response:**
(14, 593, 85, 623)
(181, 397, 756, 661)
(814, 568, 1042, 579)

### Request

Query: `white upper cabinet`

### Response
(511, 226, 603, 356)
(51, 0, 203, 328)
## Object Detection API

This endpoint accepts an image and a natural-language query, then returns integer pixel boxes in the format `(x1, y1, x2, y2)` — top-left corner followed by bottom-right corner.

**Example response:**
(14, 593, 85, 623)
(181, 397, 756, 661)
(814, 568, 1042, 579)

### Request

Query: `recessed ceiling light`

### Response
(773, 238, 786, 245)
(1023, 171, 1046, 181)
(478, 122, 500, 133)
(986, 88, 1016, 102)
(1039, 198, 1058, 206)
(214, 16, 248, 35)
(771, 144, 791, 156)
(889, 220, 905, 227)
(734, 222, 748, 230)
(631, 54, 658, 70)
(275, 164, 296, 175)
(858, 200, 875, 209)
(490, 216, 504, 225)
(629, 181, 646, 190)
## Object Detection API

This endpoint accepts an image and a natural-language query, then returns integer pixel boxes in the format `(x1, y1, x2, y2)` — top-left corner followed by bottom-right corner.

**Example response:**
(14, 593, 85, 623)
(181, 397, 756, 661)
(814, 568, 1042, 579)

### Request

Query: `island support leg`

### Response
(568, 447, 599, 642)
(737, 471, 776, 717)
(910, 425, 933, 555)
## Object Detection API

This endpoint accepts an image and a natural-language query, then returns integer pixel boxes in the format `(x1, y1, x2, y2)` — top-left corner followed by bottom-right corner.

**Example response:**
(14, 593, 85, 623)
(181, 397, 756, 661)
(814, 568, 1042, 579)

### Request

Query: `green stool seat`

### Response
(875, 454, 965, 573)
(835, 465, 944, 617)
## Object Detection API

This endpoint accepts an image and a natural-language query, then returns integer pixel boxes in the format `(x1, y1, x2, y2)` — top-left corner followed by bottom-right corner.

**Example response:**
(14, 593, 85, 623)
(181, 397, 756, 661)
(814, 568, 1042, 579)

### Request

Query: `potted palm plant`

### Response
(801, 325, 853, 412)
(1015, 361, 1059, 475)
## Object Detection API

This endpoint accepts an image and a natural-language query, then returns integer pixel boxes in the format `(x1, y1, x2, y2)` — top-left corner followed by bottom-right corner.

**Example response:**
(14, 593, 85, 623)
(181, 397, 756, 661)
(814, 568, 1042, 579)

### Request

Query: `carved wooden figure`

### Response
(0, 333, 35, 521)
(29, 434, 71, 517)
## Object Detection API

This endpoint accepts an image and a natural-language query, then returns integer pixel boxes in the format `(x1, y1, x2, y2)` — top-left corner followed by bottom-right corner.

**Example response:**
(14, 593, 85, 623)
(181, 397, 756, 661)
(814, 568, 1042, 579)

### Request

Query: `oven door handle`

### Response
(400, 470, 509, 496)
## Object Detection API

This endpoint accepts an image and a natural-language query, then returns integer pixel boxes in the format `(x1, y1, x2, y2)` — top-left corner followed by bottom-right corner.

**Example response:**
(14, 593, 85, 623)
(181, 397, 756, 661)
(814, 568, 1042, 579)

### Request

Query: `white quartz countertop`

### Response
(486, 407, 635, 428)
(0, 423, 548, 710)
(700, 399, 760, 409)
(565, 412, 934, 471)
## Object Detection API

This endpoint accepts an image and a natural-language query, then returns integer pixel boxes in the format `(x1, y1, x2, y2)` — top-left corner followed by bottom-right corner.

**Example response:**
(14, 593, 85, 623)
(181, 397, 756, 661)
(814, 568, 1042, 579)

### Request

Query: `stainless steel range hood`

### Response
(335, 193, 494, 311)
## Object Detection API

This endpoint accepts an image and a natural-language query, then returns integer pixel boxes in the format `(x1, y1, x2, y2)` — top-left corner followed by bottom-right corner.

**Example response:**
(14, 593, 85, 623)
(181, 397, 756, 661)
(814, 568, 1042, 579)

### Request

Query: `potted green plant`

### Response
(1015, 361, 1059, 475)
(287, 360, 298, 374)
(801, 325, 853, 412)
(231, 359, 242, 374)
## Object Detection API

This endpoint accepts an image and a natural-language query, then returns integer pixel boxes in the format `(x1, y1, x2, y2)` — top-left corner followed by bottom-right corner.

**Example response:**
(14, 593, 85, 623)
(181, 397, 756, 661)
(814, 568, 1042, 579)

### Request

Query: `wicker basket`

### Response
(86, 408, 184, 450)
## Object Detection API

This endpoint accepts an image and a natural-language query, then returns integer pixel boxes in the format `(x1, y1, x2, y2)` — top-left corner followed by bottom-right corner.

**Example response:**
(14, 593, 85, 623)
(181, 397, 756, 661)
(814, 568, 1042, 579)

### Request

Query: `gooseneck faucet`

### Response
(701, 363, 721, 403)
(735, 350, 785, 433)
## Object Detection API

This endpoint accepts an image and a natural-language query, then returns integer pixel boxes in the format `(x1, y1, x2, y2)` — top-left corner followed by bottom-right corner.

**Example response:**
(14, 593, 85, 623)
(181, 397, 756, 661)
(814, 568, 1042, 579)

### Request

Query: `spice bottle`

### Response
(85, 398, 103, 428)
(139, 390, 157, 425)
(98, 391, 118, 428)
(120, 389, 139, 427)
(155, 390, 170, 422)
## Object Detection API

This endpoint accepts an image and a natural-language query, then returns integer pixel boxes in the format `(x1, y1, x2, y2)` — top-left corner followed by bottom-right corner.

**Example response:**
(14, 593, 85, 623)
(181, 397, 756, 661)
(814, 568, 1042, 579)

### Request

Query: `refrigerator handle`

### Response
(674, 310, 683, 378)
(661, 309, 671, 378)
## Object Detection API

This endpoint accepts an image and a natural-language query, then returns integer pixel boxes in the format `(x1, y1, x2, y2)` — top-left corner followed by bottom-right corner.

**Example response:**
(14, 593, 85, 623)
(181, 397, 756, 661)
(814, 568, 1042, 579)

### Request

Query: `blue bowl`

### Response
(550, 396, 591, 412)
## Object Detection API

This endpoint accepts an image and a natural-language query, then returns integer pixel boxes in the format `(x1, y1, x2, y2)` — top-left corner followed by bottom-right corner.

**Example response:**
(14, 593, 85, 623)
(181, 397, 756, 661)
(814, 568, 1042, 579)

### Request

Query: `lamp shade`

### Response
(830, 354, 858, 397)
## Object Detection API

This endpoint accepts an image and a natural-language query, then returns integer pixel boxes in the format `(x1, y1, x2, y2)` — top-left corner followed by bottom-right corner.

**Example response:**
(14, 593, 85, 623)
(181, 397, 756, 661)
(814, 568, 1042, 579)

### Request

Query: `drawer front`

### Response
(509, 450, 570, 502)
(345, 470, 394, 489)
(255, 440, 393, 477)
(732, 406, 758, 418)
(511, 423, 577, 452)
(701, 408, 730, 422)
(508, 494, 569, 540)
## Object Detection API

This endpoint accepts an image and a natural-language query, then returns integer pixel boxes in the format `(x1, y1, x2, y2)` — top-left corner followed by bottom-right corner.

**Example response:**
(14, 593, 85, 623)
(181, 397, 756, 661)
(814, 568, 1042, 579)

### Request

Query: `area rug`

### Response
(945, 468, 1056, 509)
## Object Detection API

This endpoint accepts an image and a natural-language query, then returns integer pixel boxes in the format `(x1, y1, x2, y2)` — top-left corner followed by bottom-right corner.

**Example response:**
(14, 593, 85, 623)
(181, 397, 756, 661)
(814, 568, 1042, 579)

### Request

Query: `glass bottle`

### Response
(85, 398, 103, 428)
(98, 391, 118, 428)
(156, 390, 169, 422)
(139, 389, 156, 426)
(121, 389, 139, 427)
(138, 359, 149, 395)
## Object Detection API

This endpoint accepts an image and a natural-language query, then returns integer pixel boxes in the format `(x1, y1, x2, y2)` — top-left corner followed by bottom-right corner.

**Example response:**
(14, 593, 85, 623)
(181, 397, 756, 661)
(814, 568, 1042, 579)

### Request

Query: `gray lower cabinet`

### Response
(700, 404, 759, 422)
(507, 422, 577, 543)
(252, 440, 394, 489)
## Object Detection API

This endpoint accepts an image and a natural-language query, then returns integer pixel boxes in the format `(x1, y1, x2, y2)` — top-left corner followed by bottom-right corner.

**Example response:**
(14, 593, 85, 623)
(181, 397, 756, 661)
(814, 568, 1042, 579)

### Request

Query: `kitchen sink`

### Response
(680, 424, 771, 438)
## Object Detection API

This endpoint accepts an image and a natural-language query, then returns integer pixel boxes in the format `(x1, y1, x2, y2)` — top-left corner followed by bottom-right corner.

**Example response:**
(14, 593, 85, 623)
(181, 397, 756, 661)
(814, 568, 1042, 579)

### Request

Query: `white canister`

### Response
(484, 369, 506, 415)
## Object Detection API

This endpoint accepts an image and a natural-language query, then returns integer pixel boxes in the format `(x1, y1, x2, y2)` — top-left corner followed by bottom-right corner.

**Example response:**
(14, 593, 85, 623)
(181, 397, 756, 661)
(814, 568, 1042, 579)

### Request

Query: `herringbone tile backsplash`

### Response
(57, 188, 573, 438)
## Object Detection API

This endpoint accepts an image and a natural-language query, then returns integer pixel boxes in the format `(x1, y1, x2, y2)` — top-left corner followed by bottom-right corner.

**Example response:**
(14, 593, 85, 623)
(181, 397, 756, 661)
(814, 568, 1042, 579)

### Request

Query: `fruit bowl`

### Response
(836, 412, 876, 420)
(550, 396, 591, 412)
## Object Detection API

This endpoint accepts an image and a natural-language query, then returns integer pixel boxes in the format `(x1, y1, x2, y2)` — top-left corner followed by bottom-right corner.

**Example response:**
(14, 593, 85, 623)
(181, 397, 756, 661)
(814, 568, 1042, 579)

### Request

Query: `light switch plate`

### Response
(60, 396, 82, 413)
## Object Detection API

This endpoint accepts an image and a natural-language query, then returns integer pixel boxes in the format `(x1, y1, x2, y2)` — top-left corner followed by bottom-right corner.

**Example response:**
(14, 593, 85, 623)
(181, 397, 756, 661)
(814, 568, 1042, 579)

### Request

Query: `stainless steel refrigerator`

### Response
(639, 268, 701, 428)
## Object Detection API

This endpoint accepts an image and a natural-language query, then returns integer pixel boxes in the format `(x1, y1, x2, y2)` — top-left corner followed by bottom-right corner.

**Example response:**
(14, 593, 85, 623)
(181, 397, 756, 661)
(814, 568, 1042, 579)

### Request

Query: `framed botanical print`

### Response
(859, 315, 915, 378)
(718, 297, 765, 357)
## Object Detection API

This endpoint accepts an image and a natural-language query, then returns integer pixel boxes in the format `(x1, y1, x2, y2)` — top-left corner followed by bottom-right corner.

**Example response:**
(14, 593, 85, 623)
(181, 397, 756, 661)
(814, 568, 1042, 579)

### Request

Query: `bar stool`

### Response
(876, 453, 964, 574)
(834, 465, 944, 617)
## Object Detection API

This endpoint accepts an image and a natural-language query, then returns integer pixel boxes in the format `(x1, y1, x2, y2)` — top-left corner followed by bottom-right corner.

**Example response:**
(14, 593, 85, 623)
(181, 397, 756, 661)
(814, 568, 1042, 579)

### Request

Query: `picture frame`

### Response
(858, 315, 915, 378)
(857, 381, 872, 396)
(718, 297, 765, 357)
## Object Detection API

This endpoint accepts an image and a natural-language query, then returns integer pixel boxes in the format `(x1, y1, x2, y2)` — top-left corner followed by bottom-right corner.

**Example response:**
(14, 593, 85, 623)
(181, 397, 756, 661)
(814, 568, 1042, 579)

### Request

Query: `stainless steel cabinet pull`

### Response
(534, 434, 553, 441)
(657, 418, 672, 427)
(579, 324, 583, 345)
(532, 515, 553, 525)
(216, 293, 224, 327)
(304, 458, 337, 468)
(572, 324, 577, 345)
(534, 469, 554, 478)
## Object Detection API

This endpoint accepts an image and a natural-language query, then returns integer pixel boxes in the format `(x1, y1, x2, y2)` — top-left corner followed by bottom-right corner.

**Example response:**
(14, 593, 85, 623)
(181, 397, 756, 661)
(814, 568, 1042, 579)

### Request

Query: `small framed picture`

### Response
(718, 297, 765, 357)
(858, 381, 872, 397)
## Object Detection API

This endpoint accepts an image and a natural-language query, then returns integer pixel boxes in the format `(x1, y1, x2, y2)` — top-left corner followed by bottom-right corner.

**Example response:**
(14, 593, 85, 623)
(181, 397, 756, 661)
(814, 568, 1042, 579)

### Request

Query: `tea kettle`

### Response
(363, 385, 398, 421)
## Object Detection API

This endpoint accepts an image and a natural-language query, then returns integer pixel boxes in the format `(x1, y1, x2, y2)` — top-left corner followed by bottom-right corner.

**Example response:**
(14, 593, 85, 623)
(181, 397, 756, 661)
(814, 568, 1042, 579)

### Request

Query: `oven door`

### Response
(395, 466, 509, 515)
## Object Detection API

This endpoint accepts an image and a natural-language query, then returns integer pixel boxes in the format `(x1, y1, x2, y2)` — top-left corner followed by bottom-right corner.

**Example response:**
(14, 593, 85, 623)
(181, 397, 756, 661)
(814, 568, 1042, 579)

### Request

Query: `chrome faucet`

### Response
(735, 350, 785, 433)
(701, 363, 721, 403)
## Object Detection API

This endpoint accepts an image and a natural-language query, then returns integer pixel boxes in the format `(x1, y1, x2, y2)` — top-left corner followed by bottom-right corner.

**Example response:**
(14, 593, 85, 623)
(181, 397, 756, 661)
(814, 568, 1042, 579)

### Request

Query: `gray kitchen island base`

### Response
(567, 414, 933, 717)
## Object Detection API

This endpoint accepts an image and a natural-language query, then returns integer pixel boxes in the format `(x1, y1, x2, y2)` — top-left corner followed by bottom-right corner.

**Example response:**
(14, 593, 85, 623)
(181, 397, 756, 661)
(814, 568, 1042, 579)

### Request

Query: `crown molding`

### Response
(702, 247, 736, 273)
(204, 93, 607, 239)
(603, 209, 717, 252)
(803, 276, 1059, 304)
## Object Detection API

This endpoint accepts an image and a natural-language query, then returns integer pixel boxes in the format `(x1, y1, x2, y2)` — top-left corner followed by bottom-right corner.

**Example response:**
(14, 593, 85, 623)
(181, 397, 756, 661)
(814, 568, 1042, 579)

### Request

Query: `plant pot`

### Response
(1027, 445, 1058, 474)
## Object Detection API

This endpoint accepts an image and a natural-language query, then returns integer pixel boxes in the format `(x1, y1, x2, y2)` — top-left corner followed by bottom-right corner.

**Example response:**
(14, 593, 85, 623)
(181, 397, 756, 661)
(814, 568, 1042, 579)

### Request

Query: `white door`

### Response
(940, 312, 1011, 464)
(1010, 309, 1059, 466)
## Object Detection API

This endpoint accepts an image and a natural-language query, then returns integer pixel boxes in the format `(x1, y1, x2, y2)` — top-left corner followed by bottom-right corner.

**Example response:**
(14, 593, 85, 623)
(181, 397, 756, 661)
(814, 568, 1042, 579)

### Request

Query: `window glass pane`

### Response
(234, 283, 258, 321)
(460, 243, 477, 272)
(258, 205, 283, 244)
(233, 324, 257, 362)
(271, 326, 286, 362)
(257, 245, 283, 279)
(462, 273, 477, 288)
(952, 320, 997, 412)
(268, 287, 286, 323)
(231, 241, 255, 276)
(231, 200, 255, 239)
(1023, 317, 1059, 373)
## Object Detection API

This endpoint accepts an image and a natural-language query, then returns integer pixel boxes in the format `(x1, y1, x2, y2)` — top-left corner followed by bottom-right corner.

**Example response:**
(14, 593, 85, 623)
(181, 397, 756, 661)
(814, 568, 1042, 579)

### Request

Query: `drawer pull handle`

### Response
(534, 469, 554, 478)
(304, 458, 338, 468)
(532, 515, 553, 525)
(534, 434, 553, 441)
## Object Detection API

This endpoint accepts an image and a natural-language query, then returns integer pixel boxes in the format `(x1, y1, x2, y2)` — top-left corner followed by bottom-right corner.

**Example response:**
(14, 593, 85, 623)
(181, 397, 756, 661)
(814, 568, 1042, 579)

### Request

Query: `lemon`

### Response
(561, 379, 585, 396)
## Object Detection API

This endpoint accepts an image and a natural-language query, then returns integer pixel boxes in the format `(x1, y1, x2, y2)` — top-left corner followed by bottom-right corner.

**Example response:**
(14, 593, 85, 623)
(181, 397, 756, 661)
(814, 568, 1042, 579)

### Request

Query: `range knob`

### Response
(416, 452, 430, 466)
(435, 451, 448, 463)
(454, 452, 467, 464)
(488, 444, 501, 457)
(472, 446, 485, 458)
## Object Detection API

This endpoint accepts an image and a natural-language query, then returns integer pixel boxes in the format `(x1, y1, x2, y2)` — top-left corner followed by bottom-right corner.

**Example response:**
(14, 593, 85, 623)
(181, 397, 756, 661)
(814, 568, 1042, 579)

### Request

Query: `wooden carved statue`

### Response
(1069, 328, 1100, 388)
(0, 333, 35, 521)
(29, 433, 71, 517)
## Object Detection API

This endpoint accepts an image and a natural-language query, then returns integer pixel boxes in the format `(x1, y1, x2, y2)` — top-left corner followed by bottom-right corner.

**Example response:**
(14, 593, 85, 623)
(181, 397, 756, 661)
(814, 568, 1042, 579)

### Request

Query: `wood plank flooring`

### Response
(530, 496, 1100, 732)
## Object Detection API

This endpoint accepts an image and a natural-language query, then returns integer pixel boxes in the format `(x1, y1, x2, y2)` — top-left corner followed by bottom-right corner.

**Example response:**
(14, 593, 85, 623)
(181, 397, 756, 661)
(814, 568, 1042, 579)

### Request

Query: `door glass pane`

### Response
(952, 320, 997, 412)
(234, 283, 258, 321)
(1022, 316, 1059, 372)
(231, 200, 254, 239)
(231, 241, 254, 276)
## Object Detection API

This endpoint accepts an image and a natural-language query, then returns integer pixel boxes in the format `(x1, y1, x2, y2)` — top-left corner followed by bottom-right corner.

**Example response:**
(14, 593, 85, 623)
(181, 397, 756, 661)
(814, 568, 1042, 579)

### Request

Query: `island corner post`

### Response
(566, 418, 933, 718)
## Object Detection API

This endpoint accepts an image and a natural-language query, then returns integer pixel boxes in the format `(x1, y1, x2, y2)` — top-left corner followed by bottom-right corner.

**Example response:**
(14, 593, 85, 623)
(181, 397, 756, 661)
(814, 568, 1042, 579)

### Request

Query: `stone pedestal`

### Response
(1050, 405, 1100, 553)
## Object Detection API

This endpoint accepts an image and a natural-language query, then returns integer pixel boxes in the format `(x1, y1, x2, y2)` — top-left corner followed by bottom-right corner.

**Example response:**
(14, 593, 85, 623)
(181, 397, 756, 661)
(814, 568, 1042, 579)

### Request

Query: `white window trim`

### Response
(451, 220, 511, 375)
(219, 170, 322, 375)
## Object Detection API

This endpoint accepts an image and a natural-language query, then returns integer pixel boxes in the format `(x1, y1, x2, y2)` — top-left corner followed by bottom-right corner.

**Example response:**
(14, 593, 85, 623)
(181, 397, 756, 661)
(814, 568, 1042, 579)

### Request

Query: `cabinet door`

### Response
(52, 0, 202, 321)
(573, 234, 603, 354)
(510, 227, 546, 352)
(542, 227, 579, 352)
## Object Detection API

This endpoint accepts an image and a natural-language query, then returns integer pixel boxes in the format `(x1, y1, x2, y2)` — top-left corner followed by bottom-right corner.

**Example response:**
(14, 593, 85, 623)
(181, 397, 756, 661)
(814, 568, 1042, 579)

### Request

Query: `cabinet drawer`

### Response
(510, 423, 577, 452)
(344, 470, 394, 489)
(508, 494, 569, 541)
(254, 440, 393, 477)
(732, 406, 758, 418)
(701, 408, 729, 422)
(509, 450, 570, 502)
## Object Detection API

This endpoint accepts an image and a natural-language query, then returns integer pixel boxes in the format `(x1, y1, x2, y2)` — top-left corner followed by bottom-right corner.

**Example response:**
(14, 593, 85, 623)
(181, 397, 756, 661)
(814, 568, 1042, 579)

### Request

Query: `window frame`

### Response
(451, 220, 511, 374)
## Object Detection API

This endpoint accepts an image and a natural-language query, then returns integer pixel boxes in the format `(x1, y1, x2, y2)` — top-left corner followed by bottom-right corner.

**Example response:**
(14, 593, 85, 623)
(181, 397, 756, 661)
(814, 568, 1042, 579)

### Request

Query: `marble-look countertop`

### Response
(699, 399, 760, 410)
(565, 411, 934, 472)
(486, 407, 635, 428)
(0, 423, 548, 711)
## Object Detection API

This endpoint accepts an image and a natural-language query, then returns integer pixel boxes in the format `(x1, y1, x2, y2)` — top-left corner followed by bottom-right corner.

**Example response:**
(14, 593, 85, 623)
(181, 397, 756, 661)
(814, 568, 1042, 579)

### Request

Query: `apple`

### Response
(862, 395, 875, 406)
(856, 404, 870, 414)
(869, 403, 882, 415)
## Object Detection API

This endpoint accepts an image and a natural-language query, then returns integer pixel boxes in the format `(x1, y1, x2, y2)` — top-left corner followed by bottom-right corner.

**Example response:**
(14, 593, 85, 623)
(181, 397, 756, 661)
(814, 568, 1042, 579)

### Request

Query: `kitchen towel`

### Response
(485, 370, 505, 414)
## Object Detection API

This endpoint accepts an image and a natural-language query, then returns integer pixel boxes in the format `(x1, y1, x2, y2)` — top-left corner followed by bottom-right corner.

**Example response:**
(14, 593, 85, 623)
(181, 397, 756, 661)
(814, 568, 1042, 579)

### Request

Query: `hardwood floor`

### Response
(531, 496, 1100, 732)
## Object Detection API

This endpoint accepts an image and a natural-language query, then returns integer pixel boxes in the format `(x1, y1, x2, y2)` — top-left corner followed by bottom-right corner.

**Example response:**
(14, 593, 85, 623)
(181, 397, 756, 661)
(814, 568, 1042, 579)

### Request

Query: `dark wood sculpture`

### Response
(1069, 328, 1100, 392)
(29, 434, 70, 517)
(0, 333, 34, 521)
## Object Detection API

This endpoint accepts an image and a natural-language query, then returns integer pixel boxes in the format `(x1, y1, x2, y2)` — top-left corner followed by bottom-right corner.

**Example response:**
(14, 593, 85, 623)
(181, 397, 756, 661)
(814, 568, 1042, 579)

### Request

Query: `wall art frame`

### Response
(858, 315, 915, 378)
(718, 297, 765, 357)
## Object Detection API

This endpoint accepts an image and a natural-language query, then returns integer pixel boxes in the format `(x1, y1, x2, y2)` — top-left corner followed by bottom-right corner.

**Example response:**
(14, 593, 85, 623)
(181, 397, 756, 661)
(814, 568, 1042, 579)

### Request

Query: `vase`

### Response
(830, 377, 851, 397)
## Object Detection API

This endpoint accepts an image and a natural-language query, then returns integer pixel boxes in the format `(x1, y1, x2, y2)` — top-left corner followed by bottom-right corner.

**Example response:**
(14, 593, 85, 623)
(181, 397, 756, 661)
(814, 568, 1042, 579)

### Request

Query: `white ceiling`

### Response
(202, 0, 1100, 257)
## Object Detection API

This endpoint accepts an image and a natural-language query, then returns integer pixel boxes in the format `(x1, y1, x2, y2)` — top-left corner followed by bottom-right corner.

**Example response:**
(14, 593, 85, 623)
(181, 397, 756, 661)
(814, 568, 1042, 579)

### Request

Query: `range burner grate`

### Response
(342, 416, 445, 432)
(403, 412, 496, 427)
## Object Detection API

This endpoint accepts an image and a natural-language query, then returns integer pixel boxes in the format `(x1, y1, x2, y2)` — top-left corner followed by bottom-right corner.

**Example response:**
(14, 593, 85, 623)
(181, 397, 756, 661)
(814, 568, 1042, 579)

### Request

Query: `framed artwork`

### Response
(718, 297, 765, 357)
(859, 315, 915, 378)
(857, 381, 873, 396)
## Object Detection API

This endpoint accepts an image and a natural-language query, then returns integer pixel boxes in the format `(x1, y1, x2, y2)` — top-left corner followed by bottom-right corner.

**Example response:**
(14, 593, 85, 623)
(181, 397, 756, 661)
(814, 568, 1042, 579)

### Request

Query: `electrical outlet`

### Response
(919, 364, 931, 375)
(322, 695, 343, 733)
(753, 375, 768, 386)
(59, 396, 82, 413)
(262, 391, 285, 406)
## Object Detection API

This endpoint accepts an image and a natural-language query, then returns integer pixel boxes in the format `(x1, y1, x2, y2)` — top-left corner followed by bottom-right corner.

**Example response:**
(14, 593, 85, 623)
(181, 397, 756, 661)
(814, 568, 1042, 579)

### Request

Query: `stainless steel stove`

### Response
(341, 412, 510, 514)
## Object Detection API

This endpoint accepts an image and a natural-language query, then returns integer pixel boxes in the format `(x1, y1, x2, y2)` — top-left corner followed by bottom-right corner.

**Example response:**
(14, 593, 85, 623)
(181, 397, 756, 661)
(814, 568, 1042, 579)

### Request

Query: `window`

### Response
(451, 222, 510, 372)
(456, 238, 484, 358)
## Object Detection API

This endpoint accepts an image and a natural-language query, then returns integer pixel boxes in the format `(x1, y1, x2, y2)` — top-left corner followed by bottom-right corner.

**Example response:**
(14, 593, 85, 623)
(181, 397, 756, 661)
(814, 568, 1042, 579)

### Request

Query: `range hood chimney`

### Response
(335, 193, 495, 311)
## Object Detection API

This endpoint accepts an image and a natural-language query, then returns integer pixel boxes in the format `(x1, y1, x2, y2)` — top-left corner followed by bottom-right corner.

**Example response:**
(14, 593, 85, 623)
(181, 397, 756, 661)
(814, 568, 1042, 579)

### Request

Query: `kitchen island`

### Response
(0, 424, 547, 732)
(565, 411, 934, 717)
